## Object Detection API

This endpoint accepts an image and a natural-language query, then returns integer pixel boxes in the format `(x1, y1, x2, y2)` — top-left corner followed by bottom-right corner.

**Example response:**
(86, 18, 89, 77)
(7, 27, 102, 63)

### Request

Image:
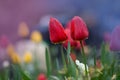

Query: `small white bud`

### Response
(3, 60, 10, 68)
(75, 59, 89, 76)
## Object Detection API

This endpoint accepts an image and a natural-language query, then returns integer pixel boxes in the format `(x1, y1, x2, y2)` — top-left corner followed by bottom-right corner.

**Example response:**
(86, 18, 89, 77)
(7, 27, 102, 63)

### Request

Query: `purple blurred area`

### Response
(0, 0, 120, 44)
(0, 0, 73, 42)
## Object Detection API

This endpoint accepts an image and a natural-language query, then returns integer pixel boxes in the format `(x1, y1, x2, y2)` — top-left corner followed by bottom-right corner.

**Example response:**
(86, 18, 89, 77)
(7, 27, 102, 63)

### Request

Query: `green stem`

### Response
(93, 48, 97, 73)
(61, 46, 67, 68)
(80, 41, 88, 80)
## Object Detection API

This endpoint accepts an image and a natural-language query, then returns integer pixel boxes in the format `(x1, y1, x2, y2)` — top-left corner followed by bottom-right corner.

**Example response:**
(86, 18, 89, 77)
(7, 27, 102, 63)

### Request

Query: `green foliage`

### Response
(45, 48, 52, 77)
(12, 64, 31, 80)
(1, 42, 120, 80)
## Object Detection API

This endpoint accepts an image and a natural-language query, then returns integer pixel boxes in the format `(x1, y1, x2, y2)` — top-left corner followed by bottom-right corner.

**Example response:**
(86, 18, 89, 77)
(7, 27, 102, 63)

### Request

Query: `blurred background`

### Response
(0, 0, 120, 45)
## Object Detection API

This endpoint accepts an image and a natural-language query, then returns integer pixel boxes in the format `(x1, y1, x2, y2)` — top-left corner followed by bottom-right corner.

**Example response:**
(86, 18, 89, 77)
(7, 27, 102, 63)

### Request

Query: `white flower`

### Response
(2, 60, 10, 68)
(75, 60, 89, 76)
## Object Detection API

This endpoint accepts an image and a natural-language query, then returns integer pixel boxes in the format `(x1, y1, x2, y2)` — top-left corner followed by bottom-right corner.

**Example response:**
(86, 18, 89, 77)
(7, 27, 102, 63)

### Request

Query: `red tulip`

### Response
(63, 29, 80, 49)
(49, 17, 68, 44)
(71, 16, 89, 40)
(37, 73, 47, 80)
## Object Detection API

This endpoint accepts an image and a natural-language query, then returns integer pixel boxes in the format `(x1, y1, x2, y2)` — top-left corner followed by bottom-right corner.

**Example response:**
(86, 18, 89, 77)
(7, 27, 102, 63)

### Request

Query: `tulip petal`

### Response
(71, 16, 89, 40)
(49, 17, 67, 44)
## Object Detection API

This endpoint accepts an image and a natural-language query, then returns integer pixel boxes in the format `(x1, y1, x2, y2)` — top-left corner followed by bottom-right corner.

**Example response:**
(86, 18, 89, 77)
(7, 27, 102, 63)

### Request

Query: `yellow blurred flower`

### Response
(23, 51, 32, 63)
(31, 30, 43, 43)
(7, 44, 15, 55)
(11, 52, 21, 64)
(7, 44, 21, 63)
(18, 22, 29, 38)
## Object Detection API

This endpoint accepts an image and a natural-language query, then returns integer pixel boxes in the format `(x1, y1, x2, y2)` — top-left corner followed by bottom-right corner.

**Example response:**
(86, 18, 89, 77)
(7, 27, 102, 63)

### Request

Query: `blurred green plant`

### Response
(1, 42, 120, 80)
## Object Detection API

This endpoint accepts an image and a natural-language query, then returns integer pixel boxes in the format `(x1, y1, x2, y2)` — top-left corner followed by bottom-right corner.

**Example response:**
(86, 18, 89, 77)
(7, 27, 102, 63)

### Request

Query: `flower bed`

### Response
(0, 16, 120, 80)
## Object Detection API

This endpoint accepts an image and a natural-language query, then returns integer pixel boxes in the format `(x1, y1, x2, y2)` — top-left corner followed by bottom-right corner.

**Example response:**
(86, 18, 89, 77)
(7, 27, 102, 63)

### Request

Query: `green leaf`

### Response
(20, 70, 31, 80)
(12, 64, 31, 80)
(93, 47, 97, 68)
(56, 58, 60, 70)
(101, 43, 106, 64)
(65, 41, 77, 79)
(67, 55, 77, 79)
(0, 69, 8, 80)
(67, 42, 71, 56)
(12, 64, 22, 80)
(45, 47, 52, 77)
(61, 46, 67, 68)
(67, 42, 71, 63)
(100, 43, 113, 65)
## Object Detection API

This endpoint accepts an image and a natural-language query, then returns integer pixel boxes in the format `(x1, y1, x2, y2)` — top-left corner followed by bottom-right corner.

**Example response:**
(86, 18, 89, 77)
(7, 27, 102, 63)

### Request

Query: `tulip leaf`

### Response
(101, 43, 108, 65)
(20, 70, 31, 80)
(61, 46, 67, 68)
(93, 47, 97, 68)
(0, 69, 9, 80)
(12, 64, 22, 80)
(67, 42, 71, 55)
(12, 64, 31, 80)
(101, 43, 114, 66)
(67, 42, 71, 63)
(45, 47, 52, 77)
(67, 55, 77, 79)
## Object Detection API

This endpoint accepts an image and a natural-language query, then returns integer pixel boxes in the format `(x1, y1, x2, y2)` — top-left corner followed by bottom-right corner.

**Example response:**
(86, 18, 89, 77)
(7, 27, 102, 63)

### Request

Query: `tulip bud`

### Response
(37, 73, 47, 80)
(49, 17, 67, 44)
(71, 16, 89, 40)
